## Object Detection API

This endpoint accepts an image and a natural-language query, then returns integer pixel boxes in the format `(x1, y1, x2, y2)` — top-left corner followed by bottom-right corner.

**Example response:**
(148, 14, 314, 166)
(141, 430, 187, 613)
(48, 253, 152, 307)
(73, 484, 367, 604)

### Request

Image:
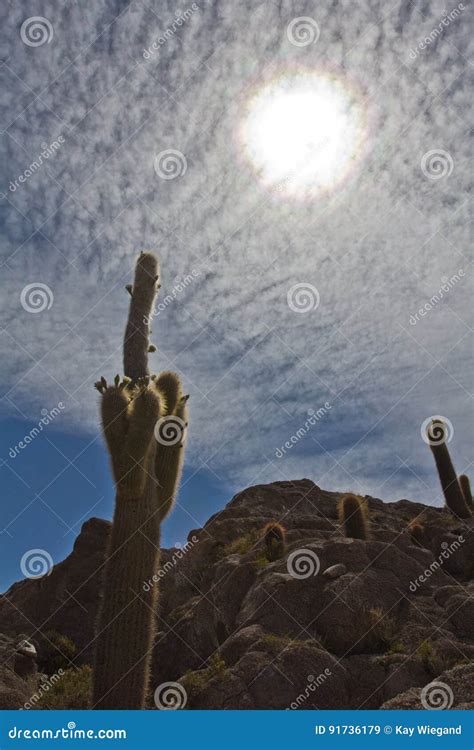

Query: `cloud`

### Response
(0, 0, 472, 505)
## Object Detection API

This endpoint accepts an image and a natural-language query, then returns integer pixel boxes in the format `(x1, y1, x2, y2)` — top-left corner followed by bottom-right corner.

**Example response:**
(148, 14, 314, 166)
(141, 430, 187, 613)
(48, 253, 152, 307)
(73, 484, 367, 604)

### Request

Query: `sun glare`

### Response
(241, 71, 367, 199)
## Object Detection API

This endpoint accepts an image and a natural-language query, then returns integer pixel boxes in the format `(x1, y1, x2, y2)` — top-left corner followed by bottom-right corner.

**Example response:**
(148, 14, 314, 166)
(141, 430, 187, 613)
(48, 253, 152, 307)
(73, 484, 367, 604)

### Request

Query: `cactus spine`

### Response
(263, 522, 286, 561)
(426, 420, 471, 519)
(93, 253, 188, 709)
(459, 474, 472, 511)
(338, 494, 370, 540)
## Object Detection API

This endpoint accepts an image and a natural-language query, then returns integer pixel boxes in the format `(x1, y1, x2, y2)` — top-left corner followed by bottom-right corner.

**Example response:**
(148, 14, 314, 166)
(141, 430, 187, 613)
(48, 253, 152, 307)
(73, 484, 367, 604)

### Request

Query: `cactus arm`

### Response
(459, 474, 473, 510)
(155, 395, 189, 523)
(123, 252, 159, 384)
(427, 420, 471, 519)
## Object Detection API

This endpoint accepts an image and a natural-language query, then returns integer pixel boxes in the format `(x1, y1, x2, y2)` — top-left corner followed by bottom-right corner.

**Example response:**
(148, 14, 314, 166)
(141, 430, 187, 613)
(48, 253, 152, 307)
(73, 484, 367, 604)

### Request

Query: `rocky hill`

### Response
(0, 480, 472, 709)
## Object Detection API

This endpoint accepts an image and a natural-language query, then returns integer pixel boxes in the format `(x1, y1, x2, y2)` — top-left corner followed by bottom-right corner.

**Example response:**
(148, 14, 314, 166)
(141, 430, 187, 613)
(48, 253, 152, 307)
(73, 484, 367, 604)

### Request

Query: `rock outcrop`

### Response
(0, 480, 472, 709)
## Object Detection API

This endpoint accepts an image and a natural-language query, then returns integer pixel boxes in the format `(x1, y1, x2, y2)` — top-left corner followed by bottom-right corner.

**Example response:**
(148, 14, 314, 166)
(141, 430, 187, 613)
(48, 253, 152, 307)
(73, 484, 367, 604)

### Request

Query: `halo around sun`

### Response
(240, 70, 368, 199)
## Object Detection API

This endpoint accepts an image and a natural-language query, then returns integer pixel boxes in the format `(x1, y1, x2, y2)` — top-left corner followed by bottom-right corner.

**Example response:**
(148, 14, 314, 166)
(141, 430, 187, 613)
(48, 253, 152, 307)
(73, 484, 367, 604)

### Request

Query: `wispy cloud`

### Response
(0, 0, 472, 507)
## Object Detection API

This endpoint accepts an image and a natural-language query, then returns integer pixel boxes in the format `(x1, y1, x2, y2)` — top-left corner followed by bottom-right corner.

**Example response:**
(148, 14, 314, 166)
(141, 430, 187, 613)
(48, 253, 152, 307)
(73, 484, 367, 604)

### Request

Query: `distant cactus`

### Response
(263, 522, 286, 561)
(426, 420, 471, 519)
(408, 521, 425, 548)
(459, 474, 472, 510)
(338, 494, 370, 540)
(92, 253, 189, 709)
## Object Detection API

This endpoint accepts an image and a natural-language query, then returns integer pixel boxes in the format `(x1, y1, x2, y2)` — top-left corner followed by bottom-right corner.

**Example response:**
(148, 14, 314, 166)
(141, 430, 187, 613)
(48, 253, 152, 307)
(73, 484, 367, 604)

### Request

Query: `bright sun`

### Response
(241, 71, 367, 199)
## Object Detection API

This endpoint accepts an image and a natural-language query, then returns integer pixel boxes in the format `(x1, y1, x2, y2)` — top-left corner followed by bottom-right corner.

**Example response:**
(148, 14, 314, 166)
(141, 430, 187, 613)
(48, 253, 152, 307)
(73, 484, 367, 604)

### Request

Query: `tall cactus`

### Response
(92, 252, 189, 709)
(338, 494, 370, 540)
(426, 419, 471, 519)
(459, 474, 473, 511)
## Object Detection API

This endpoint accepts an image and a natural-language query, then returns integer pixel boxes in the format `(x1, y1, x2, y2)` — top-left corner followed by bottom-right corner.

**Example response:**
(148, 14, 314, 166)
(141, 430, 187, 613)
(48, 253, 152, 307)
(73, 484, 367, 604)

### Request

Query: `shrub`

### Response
(35, 666, 92, 709)
(38, 631, 77, 675)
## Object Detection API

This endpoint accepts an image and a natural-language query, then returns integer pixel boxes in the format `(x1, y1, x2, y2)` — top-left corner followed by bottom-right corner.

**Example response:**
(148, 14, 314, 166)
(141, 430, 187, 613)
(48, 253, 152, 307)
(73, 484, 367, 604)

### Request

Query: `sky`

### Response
(0, 0, 472, 591)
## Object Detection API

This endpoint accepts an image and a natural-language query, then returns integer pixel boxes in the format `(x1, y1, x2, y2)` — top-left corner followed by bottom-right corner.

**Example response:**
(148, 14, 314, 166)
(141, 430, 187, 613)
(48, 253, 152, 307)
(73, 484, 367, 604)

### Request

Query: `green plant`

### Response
(263, 522, 286, 561)
(182, 653, 227, 691)
(459, 474, 472, 510)
(417, 640, 442, 674)
(338, 494, 370, 540)
(225, 529, 261, 556)
(38, 631, 77, 675)
(386, 640, 406, 655)
(92, 253, 189, 709)
(35, 666, 92, 709)
(427, 420, 471, 519)
(364, 608, 397, 652)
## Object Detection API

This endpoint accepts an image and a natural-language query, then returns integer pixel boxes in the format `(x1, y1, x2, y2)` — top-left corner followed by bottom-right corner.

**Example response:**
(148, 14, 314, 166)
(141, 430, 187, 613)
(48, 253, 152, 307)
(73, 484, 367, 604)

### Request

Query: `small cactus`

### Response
(426, 420, 471, 519)
(408, 521, 425, 548)
(263, 522, 286, 561)
(459, 474, 472, 510)
(338, 494, 370, 540)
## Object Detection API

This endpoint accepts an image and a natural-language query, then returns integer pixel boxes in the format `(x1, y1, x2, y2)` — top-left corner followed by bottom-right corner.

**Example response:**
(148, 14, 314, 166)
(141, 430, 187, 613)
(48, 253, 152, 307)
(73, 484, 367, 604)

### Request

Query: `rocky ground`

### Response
(0, 480, 472, 709)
